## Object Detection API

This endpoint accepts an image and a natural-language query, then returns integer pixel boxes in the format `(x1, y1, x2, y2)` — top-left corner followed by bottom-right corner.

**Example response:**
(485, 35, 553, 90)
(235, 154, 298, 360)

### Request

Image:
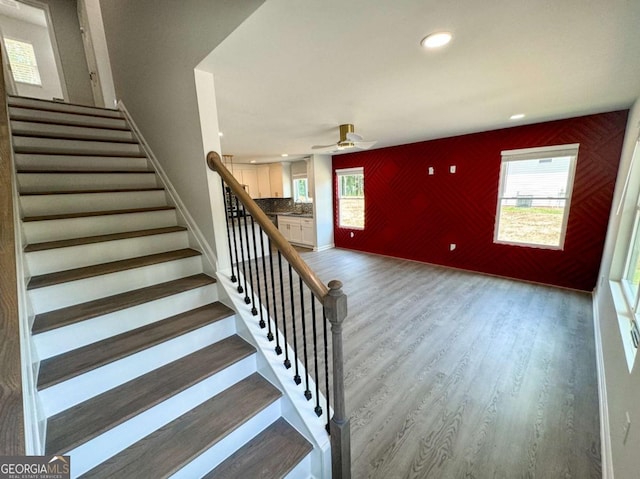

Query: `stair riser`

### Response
(40, 317, 239, 416)
(13, 137, 143, 156)
(11, 120, 135, 142)
(34, 284, 219, 359)
(18, 172, 158, 193)
(23, 210, 178, 243)
(170, 401, 282, 479)
(15, 154, 150, 171)
(283, 455, 313, 479)
(8, 97, 123, 118)
(20, 190, 168, 216)
(66, 356, 257, 477)
(29, 255, 203, 314)
(26, 231, 189, 276)
(10, 107, 128, 130)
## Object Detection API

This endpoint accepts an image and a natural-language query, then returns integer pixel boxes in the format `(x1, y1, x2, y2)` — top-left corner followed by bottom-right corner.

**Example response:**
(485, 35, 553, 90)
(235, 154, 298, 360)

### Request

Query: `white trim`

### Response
(117, 101, 219, 275)
(501, 143, 580, 160)
(335, 166, 363, 176)
(593, 288, 615, 479)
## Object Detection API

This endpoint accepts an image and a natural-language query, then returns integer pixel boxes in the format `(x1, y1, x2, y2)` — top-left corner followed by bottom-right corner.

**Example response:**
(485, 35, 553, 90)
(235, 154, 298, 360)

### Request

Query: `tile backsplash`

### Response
(254, 198, 314, 215)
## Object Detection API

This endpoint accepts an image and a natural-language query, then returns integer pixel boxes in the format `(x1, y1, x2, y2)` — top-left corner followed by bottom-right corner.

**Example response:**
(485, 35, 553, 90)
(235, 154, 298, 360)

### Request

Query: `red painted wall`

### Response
(333, 111, 628, 291)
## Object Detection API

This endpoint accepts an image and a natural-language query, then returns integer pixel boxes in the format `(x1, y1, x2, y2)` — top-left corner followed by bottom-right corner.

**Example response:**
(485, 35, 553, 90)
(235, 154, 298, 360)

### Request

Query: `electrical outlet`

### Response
(428, 167, 434, 175)
(450, 243, 456, 251)
(450, 165, 456, 173)
(623, 412, 631, 445)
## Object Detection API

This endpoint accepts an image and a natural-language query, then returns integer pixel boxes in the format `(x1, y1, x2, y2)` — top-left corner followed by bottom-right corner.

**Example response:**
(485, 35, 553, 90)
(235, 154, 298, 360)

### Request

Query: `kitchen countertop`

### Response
(276, 212, 313, 218)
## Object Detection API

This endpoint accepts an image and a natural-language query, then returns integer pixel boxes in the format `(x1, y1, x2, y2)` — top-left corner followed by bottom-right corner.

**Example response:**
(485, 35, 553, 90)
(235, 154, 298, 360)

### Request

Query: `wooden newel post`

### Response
(324, 279, 351, 479)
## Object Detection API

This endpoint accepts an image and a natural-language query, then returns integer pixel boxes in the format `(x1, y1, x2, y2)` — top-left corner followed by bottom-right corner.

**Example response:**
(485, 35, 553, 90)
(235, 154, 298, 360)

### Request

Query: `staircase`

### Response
(11, 96, 313, 478)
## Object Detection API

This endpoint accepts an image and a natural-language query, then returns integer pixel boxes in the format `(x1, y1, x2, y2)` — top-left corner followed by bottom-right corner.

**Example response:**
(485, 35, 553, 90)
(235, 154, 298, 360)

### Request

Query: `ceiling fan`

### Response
(312, 124, 377, 153)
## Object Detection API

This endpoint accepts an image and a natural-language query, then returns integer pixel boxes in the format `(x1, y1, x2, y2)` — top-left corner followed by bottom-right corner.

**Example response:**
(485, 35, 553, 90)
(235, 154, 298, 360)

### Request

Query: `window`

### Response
(336, 167, 364, 229)
(4, 38, 41, 86)
(494, 144, 579, 249)
(293, 177, 310, 203)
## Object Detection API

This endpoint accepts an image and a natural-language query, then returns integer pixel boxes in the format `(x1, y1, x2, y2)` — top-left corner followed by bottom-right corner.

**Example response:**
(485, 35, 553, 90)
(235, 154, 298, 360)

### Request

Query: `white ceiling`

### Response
(204, 0, 640, 164)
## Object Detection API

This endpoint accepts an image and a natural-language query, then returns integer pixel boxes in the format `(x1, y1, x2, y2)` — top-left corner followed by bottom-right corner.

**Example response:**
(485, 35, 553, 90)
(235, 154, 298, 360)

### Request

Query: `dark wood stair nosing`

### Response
(17, 169, 156, 174)
(8, 95, 122, 116)
(9, 116, 130, 132)
(20, 187, 163, 196)
(22, 205, 174, 223)
(37, 301, 235, 390)
(32, 273, 217, 334)
(12, 132, 139, 145)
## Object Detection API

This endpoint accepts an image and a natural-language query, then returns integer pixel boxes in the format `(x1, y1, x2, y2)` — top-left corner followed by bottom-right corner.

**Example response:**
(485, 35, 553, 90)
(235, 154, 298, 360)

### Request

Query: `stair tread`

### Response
(78, 374, 280, 478)
(23, 205, 173, 222)
(9, 107, 129, 130)
(32, 274, 216, 334)
(17, 169, 155, 174)
(8, 96, 123, 118)
(204, 418, 313, 479)
(45, 337, 258, 456)
(38, 302, 235, 389)
(25, 226, 186, 252)
(20, 187, 162, 196)
(12, 134, 139, 145)
(27, 248, 200, 290)
(10, 121, 136, 142)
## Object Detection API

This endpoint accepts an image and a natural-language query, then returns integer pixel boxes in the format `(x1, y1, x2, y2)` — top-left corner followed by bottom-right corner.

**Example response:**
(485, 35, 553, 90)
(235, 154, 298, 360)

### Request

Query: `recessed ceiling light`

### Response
(510, 113, 525, 120)
(250, 160, 256, 164)
(421, 31, 452, 49)
(281, 153, 289, 157)
(218, 131, 224, 137)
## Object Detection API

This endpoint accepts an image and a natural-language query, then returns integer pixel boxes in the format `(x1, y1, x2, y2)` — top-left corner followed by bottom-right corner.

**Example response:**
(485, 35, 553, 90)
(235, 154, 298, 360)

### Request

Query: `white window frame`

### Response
(4, 37, 42, 86)
(494, 144, 579, 250)
(336, 167, 365, 230)
(292, 176, 311, 203)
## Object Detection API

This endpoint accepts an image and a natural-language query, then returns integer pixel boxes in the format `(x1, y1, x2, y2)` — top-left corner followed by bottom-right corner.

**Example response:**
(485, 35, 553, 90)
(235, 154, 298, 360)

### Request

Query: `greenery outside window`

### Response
(4, 37, 41, 86)
(494, 144, 579, 249)
(336, 167, 364, 229)
(293, 177, 310, 203)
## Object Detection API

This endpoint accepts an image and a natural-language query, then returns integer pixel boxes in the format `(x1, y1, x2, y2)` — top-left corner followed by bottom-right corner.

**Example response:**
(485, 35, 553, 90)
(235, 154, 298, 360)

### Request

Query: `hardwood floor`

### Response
(291, 248, 601, 478)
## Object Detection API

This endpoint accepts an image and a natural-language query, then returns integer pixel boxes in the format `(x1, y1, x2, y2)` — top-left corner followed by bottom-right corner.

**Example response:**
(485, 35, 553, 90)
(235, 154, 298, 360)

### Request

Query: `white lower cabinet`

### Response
(278, 216, 314, 247)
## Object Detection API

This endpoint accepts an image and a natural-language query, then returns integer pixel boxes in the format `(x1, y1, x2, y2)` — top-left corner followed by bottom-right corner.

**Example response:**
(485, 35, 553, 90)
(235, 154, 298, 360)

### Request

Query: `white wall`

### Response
(594, 95, 640, 479)
(98, 0, 264, 258)
(0, 14, 62, 99)
(310, 154, 334, 251)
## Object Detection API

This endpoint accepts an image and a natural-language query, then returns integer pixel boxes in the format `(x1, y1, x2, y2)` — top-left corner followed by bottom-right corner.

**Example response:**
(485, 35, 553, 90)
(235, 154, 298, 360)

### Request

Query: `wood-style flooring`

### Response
(290, 248, 600, 479)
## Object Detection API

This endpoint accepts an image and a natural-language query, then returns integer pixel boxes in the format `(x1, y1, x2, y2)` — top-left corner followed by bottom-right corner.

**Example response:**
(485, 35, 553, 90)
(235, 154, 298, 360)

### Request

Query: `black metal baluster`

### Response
(221, 181, 238, 283)
(229, 193, 243, 294)
(311, 295, 322, 416)
(323, 307, 331, 433)
(241, 210, 256, 310)
(249, 217, 263, 322)
(259, 227, 272, 338)
(268, 239, 281, 352)
(278, 252, 291, 369)
(235, 196, 249, 300)
(300, 278, 311, 400)
(289, 265, 300, 384)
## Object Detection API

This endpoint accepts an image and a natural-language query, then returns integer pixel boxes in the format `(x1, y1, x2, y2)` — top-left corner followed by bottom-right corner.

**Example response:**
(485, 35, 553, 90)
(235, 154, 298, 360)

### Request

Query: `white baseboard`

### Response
(314, 243, 334, 252)
(593, 288, 614, 479)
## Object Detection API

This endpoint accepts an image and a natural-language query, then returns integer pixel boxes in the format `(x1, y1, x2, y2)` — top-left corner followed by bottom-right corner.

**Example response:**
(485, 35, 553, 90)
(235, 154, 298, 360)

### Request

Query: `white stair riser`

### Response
(23, 210, 178, 243)
(40, 316, 239, 416)
(13, 137, 143, 156)
(15, 154, 150, 171)
(8, 97, 123, 118)
(26, 231, 189, 275)
(34, 284, 219, 359)
(29, 255, 203, 314)
(20, 190, 168, 216)
(9, 108, 128, 129)
(284, 454, 312, 479)
(67, 356, 256, 477)
(170, 401, 282, 479)
(18, 172, 158, 193)
(11, 121, 135, 142)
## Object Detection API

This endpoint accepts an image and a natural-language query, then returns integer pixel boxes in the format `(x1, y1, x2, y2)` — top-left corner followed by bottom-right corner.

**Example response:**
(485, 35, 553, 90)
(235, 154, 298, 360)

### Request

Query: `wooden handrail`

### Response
(0, 49, 25, 455)
(207, 151, 329, 300)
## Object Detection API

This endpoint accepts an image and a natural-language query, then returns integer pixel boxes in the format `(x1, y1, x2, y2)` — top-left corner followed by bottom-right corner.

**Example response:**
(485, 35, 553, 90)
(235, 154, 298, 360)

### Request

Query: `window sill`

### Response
(609, 280, 637, 372)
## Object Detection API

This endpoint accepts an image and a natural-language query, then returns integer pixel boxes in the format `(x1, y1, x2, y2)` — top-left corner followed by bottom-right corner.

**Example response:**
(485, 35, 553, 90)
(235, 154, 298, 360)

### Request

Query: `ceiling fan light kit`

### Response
(312, 123, 377, 153)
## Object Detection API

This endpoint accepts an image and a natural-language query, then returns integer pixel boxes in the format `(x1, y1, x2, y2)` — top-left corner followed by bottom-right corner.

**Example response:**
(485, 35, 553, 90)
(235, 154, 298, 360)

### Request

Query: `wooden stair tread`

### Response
(8, 96, 123, 118)
(45, 337, 258, 455)
(27, 248, 200, 290)
(20, 187, 161, 196)
(79, 374, 281, 478)
(9, 108, 129, 130)
(17, 169, 154, 174)
(38, 302, 235, 389)
(32, 274, 216, 334)
(25, 226, 186, 252)
(14, 150, 147, 158)
(204, 418, 313, 479)
(12, 134, 139, 145)
(22, 205, 173, 222)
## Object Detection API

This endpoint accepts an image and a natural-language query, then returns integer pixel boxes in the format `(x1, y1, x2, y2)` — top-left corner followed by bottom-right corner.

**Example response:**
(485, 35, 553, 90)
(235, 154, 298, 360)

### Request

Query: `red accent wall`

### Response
(333, 111, 628, 291)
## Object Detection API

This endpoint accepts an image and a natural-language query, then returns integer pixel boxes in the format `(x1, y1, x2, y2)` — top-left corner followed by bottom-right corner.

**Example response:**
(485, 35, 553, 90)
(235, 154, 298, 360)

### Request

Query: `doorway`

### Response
(0, 0, 67, 101)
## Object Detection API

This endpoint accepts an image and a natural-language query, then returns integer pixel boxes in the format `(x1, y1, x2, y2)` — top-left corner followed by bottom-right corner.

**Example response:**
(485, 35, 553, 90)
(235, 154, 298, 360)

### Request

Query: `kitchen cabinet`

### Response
(229, 166, 259, 198)
(257, 165, 271, 198)
(269, 163, 291, 198)
(278, 215, 314, 247)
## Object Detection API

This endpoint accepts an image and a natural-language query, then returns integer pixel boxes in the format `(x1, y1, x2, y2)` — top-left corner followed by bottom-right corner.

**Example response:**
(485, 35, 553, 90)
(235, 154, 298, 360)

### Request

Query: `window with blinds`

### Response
(494, 144, 579, 249)
(4, 38, 42, 86)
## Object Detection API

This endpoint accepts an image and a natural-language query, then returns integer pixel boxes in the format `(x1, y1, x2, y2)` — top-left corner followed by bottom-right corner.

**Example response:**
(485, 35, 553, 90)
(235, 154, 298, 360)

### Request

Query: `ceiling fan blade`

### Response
(346, 132, 363, 142)
(354, 140, 377, 150)
(311, 143, 338, 152)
